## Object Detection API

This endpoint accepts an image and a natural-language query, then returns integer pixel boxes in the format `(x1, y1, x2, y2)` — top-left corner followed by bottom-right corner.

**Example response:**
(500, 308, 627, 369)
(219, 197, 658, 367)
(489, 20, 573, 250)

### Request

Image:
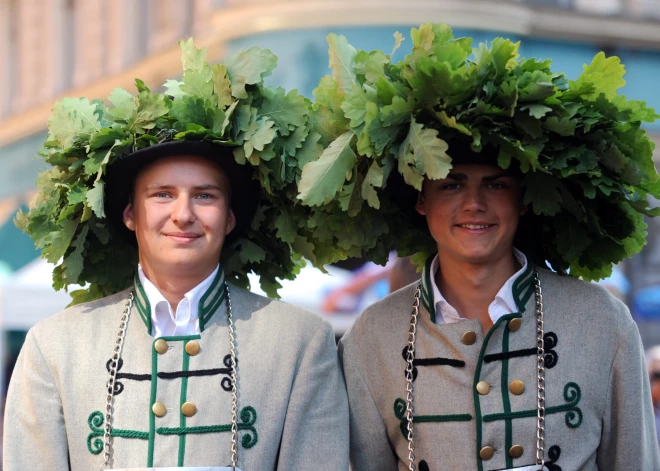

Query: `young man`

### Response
(298, 24, 660, 470)
(4, 40, 348, 470)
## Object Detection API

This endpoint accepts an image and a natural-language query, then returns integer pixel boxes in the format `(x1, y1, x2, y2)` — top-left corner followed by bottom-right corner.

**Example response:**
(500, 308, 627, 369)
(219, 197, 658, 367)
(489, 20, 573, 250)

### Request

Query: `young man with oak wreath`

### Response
(298, 24, 660, 470)
(4, 39, 348, 471)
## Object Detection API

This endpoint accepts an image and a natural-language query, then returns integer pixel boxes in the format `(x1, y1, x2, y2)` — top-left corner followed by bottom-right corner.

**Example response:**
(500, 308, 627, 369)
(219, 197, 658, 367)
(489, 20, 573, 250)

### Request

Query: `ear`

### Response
(415, 191, 427, 216)
(520, 204, 528, 216)
(123, 203, 136, 232)
(225, 209, 237, 235)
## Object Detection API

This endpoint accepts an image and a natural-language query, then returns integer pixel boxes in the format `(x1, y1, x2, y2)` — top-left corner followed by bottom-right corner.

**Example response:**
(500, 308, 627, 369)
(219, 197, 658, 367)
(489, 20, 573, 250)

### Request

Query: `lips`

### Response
(164, 232, 202, 243)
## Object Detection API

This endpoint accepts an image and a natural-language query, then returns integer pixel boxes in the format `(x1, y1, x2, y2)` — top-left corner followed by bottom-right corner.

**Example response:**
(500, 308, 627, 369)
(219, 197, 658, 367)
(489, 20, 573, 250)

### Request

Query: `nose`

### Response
(462, 184, 487, 212)
(172, 194, 196, 225)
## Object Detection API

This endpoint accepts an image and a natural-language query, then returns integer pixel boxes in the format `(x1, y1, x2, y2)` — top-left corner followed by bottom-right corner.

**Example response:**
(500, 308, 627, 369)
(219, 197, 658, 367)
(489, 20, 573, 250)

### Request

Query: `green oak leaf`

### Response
(298, 131, 356, 206)
(85, 181, 105, 218)
(48, 98, 102, 149)
(399, 118, 451, 181)
(522, 171, 562, 216)
(259, 87, 309, 136)
(327, 33, 357, 95)
(225, 46, 277, 99)
(575, 51, 626, 100)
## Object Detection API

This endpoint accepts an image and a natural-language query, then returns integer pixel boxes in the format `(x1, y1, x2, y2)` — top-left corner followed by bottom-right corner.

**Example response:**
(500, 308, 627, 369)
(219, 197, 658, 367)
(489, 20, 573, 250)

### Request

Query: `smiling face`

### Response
(415, 164, 525, 266)
(122, 155, 236, 280)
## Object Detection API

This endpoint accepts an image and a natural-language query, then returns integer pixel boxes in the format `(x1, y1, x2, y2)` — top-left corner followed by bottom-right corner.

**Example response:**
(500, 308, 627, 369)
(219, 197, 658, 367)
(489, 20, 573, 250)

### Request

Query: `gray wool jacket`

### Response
(3, 268, 349, 470)
(339, 261, 660, 471)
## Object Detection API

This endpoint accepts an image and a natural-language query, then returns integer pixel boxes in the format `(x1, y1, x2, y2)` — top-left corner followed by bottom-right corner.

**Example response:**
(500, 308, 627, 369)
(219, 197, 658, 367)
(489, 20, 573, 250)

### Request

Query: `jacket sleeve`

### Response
(277, 321, 349, 471)
(596, 316, 660, 469)
(3, 328, 70, 470)
(338, 337, 398, 471)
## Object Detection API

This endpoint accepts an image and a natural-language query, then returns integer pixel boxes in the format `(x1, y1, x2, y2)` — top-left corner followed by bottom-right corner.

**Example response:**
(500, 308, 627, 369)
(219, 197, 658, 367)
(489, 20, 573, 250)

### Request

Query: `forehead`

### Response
(445, 164, 517, 179)
(135, 154, 230, 188)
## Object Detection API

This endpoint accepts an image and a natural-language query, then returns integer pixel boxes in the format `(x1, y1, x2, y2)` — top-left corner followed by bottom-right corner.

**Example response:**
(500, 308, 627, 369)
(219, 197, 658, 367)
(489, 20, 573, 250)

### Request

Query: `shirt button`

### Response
(185, 340, 201, 356)
(152, 402, 167, 417)
(154, 339, 168, 354)
(479, 446, 494, 460)
(509, 445, 524, 458)
(181, 402, 197, 417)
(461, 331, 477, 345)
(508, 318, 522, 331)
(476, 381, 491, 395)
(510, 380, 525, 395)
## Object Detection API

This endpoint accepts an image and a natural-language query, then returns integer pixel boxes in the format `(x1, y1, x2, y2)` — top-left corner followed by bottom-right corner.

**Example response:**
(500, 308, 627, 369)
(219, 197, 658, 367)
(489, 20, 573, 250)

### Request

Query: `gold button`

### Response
(154, 339, 168, 354)
(509, 444, 524, 458)
(461, 331, 477, 345)
(508, 318, 522, 331)
(181, 402, 197, 417)
(479, 446, 494, 460)
(476, 380, 491, 395)
(152, 402, 167, 417)
(185, 340, 200, 356)
(510, 380, 525, 395)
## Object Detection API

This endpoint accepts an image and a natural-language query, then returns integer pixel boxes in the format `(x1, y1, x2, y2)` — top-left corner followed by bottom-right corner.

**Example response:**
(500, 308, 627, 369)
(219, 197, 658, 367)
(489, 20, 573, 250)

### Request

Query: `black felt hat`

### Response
(105, 140, 260, 245)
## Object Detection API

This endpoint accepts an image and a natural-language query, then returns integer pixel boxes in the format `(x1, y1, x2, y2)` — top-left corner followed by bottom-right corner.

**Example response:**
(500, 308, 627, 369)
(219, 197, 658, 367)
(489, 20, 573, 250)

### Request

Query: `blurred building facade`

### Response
(1, 0, 660, 334)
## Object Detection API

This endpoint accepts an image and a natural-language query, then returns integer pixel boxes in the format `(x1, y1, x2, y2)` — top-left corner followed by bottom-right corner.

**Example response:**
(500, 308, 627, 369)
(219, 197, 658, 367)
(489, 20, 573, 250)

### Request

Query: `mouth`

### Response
(456, 224, 496, 230)
(164, 232, 202, 243)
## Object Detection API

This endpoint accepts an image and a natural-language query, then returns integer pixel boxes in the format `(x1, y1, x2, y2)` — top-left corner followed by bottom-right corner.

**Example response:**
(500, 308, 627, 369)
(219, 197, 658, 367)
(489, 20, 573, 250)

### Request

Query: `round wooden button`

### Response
(181, 402, 197, 417)
(185, 340, 200, 356)
(508, 318, 522, 331)
(476, 380, 491, 395)
(154, 339, 169, 354)
(509, 444, 524, 458)
(461, 331, 477, 345)
(479, 446, 494, 460)
(510, 380, 525, 395)
(152, 402, 167, 417)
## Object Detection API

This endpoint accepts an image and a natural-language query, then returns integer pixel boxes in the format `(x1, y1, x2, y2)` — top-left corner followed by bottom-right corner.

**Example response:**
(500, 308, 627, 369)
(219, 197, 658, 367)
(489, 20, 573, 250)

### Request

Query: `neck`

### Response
(435, 250, 520, 333)
(140, 262, 216, 311)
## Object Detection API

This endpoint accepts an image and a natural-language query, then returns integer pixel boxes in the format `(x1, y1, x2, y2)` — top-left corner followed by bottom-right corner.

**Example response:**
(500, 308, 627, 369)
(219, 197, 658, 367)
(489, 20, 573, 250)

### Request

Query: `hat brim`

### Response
(105, 140, 259, 246)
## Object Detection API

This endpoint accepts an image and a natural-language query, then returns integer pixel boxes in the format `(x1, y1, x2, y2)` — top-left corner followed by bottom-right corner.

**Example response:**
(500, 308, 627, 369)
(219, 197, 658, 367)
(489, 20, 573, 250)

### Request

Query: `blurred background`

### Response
(2, 0, 660, 456)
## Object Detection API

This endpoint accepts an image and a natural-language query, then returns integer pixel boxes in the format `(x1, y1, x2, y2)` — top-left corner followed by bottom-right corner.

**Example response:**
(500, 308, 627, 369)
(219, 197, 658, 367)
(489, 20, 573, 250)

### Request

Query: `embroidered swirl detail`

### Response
(560, 382, 582, 428)
(393, 398, 472, 438)
(221, 353, 237, 392)
(544, 332, 558, 369)
(239, 405, 258, 448)
(87, 411, 105, 454)
(547, 445, 562, 471)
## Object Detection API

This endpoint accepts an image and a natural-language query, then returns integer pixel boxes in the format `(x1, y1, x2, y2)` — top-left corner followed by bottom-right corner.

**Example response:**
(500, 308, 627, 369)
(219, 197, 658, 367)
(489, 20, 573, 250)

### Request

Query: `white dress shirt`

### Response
(429, 248, 528, 324)
(138, 264, 219, 337)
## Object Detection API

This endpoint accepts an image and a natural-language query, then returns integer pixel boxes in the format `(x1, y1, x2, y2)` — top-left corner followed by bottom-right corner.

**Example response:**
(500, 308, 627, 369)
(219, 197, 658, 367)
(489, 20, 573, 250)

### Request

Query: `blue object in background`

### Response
(634, 285, 660, 320)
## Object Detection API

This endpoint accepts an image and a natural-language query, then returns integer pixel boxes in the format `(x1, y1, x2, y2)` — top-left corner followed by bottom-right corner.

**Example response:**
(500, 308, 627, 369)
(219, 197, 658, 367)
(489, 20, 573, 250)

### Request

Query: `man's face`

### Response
(649, 359, 660, 407)
(122, 155, 236, 277)
(415, 164, 525, 265)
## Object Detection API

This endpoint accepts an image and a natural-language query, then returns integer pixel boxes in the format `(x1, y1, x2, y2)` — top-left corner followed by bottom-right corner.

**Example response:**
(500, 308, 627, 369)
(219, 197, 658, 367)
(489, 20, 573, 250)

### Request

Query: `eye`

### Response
(195, 193, 216, 200)
(487, 182, 508, 190)
(154, 192, 171, 198)
(441, 183, 462, 190)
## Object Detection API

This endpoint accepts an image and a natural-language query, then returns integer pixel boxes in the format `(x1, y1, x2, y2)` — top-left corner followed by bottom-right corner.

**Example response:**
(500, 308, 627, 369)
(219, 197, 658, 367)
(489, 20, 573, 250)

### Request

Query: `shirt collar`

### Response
(133, 264, 227, 335)
(420, 248, 533, 324)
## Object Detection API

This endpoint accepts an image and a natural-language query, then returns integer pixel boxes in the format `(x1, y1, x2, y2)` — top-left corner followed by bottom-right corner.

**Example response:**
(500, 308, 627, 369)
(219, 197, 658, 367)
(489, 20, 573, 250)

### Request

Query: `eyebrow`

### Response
(446, 172, 513, 182)
(145, 184, 224, 191)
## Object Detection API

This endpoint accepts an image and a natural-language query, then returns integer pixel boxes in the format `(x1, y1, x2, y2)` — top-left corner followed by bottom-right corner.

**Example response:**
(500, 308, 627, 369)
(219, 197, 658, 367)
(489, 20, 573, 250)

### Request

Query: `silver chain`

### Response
(226, 282, 239, 470)
(101, 291, 134, 470)
(404, 271, 545, 470)
(534, 273, 546, 468)
(404, 283, 422, 471)
(101, 282, 239, 470)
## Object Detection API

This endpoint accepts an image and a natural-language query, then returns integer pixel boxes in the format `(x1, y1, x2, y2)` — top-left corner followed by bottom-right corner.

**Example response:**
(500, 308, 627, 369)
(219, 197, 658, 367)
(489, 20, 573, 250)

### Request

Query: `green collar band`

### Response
(420, 254, 535, 322)
(134, 266, 227, 335)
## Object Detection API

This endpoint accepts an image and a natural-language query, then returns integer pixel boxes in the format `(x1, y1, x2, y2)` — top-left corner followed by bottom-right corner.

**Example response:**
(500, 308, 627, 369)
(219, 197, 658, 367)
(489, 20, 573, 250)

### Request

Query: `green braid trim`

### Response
(86, 405, 258, 455)
(394, 398, 472, 438)
(87, 411, 149, 454)
(511, 262, 534, 313)
(483, 382, 582, 428)
(501, 321, 514, 468)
